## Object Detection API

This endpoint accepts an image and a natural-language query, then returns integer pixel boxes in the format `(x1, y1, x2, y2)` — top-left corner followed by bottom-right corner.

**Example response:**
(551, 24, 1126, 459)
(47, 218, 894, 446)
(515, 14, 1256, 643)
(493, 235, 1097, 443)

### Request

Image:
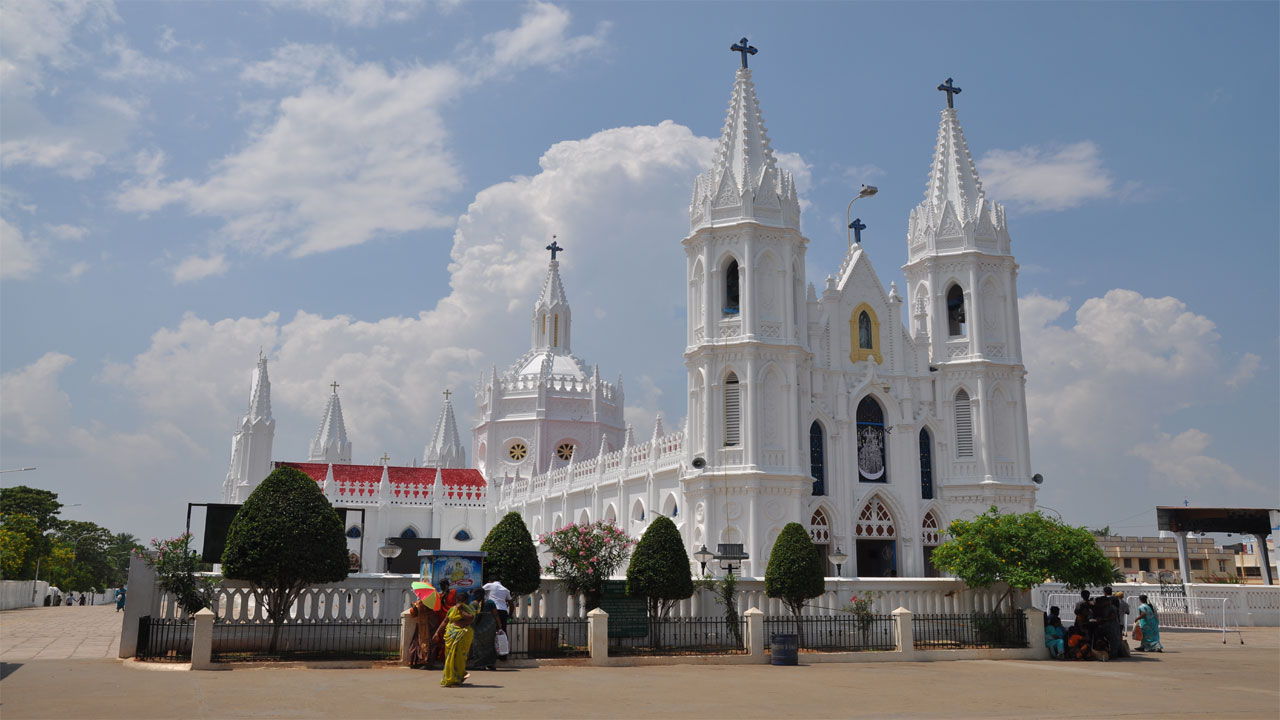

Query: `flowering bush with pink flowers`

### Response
(539, 521, 634, 609)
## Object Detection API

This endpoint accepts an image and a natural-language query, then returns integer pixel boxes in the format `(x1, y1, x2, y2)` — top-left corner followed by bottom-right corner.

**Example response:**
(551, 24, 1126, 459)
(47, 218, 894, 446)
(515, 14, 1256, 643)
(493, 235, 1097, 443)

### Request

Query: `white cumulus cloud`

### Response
(979, 141, 1125, 212)
(171, 253, 229, 284)
(1, 216, 40, 279)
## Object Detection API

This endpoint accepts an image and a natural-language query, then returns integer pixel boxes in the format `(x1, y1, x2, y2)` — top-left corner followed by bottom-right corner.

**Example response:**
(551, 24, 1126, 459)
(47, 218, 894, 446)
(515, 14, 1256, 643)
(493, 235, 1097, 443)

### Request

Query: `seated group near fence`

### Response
(1064, 588, 1133, 661)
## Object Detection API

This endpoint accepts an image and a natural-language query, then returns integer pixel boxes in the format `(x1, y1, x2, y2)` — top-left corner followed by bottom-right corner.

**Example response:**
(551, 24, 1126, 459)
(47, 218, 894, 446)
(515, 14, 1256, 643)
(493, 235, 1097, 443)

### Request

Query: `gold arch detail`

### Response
(849, 302, 882, 365)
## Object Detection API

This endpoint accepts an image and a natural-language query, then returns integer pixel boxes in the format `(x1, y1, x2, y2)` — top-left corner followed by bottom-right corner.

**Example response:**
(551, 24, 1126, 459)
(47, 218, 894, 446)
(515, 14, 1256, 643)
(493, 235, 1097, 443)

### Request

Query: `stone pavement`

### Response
(1, 606, 1277, 719)
(0, 605, 121, 660)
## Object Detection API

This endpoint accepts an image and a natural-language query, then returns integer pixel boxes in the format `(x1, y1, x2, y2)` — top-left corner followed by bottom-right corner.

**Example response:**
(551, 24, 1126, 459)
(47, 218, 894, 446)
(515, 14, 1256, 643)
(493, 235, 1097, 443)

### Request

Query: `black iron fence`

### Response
(136, 616, 193, 662)
(506, 617, 589, 659)
(763, 614, 896, 652)
(210, 620, 401, 662)
(913, 611, 1028, 650)
(610, 616, 747, 656)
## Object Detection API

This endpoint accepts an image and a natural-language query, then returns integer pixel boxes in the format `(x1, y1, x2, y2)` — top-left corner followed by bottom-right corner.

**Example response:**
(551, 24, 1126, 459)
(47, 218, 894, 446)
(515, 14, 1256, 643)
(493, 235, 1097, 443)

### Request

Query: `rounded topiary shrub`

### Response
(626, 515, 694, 618)
(480, 511, 542, 599)
(764, 521, 826, 617)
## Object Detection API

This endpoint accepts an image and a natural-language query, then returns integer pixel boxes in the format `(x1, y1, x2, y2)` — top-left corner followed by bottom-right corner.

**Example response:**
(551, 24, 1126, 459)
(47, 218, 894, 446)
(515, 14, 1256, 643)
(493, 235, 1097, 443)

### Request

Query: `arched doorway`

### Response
(854, 497, 897, 577)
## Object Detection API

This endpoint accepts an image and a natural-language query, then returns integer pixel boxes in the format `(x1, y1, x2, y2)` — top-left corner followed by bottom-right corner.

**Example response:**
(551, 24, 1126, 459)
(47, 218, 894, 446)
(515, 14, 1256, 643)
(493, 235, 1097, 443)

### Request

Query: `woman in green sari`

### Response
(434, 595, 476, 686)
(1135, 594, 1163, 652)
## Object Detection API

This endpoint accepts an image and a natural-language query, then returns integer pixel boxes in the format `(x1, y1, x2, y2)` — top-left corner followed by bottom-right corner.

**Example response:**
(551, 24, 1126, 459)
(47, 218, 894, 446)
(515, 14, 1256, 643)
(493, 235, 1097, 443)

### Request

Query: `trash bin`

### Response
(771, 633, 798, 666)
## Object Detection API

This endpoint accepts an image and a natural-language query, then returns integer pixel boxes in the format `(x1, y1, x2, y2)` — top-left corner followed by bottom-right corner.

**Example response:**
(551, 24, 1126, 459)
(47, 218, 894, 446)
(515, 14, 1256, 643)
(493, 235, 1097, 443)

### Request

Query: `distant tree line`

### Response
(0, 485, 143, 592)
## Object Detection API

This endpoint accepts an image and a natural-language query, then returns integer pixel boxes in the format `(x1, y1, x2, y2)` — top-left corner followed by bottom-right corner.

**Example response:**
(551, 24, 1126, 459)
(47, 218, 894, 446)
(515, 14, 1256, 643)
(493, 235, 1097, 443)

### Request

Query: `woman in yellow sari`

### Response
(433, 595, 475, 687)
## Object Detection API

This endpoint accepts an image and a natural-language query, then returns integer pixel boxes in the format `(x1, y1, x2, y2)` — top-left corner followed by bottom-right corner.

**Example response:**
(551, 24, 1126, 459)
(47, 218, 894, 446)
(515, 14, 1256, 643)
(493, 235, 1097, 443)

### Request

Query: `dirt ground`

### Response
(2, 605, 1277, 719)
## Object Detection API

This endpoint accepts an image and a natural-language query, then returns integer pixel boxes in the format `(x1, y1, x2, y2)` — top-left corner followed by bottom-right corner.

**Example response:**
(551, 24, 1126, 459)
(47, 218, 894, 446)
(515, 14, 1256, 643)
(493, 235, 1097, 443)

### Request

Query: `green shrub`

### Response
(765, 522, 825, 618)
(222, 467, 348, 651)
(480, 512, 542, 599)
(626, 516, 694, 618)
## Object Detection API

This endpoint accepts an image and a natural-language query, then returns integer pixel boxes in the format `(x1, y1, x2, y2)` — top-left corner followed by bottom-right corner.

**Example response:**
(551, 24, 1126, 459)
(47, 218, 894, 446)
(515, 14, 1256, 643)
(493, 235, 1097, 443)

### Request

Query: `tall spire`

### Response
(308, 381, 352, 464)
(423, 390, 467, 469)
(690, 49, 800, 233)
(908, 84, 1008, 259)
(531, 239, 572, 353)
(925, 107, 986, 224)
(246, 351, 272, 422)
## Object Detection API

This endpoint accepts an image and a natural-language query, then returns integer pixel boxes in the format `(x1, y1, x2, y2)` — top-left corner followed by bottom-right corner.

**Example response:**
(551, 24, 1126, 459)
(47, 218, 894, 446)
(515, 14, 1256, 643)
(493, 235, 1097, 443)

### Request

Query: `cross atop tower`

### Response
(442, 388, 452, 401)
(545, 237, 563, 261)
(849, 217, 867, 245)
(937, 77, 962, 109)
(731, 37, 757, 69)
(330, 380, 339, 394)
(380, 452, 391, 466)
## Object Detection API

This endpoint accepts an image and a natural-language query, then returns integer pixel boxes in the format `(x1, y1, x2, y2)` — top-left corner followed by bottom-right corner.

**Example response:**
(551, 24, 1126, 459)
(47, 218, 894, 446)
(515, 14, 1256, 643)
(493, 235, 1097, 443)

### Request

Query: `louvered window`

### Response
(724, 373, 741, 446)
(919, 427, 934, 499)
(954, 390, 973, 457)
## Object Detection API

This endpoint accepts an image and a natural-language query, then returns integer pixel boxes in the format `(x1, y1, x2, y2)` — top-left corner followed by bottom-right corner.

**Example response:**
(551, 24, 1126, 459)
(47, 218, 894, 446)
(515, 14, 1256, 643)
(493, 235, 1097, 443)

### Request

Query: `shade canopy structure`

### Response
(1155, 507, 1278, 536)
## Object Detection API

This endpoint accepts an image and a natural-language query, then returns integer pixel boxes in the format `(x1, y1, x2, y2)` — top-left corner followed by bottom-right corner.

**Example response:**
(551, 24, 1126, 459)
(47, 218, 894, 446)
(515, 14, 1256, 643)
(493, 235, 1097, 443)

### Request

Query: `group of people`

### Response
(1045, 587, 1163, 661)
(407, 578, 513, 688)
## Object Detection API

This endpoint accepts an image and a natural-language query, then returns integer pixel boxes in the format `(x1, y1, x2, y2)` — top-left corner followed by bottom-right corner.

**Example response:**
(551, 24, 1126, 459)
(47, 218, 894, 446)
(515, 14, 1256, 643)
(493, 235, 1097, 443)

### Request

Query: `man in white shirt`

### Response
(482, 580, 511, 632)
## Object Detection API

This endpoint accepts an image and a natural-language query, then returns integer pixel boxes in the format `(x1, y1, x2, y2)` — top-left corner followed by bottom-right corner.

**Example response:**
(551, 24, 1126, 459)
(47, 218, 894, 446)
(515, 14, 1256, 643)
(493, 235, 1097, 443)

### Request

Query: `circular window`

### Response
(508, 442, 527, 461)
(556, 442, 575, 461)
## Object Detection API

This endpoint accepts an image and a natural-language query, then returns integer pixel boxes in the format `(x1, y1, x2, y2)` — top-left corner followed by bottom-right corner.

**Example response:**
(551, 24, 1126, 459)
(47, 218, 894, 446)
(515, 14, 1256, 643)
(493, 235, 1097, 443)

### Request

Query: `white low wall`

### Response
(1032, 582, 1280, 627)
(0, 580, 50, 610)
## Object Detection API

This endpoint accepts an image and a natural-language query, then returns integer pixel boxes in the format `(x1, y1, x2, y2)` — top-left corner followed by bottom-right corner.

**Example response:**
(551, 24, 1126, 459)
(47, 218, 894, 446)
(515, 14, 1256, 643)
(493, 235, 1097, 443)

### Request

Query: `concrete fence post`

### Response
(400, 609, 415, 666)
(744, 607, 765, 662)
(1023, 607, 1048, 659)
(191, 607, 216, 670)
(587, 608, 608, 666)
(892, 607, 916, 659)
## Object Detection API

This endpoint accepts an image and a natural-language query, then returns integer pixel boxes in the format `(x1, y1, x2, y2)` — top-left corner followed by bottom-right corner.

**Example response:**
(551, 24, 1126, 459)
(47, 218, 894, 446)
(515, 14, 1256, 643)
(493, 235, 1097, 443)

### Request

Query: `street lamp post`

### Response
(693, 545, 714, 576)
(846, 185, 879, 249)
(377, 541, 402, 573)
(713, 544, 750, 577)
(829, 546, 849, 578)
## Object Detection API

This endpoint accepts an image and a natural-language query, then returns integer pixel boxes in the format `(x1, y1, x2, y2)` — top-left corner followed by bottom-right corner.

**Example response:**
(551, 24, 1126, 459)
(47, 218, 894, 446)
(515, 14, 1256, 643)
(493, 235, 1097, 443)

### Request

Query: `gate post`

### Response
(191, 608, 216, 670)
(400, 609, 415, 666)
(744, 607, 765, 661)
(1023, 607, 1048, 659)
(587, 608, 609, 666)
(119, 554, 159, 658)
(892, 607, 916, 659)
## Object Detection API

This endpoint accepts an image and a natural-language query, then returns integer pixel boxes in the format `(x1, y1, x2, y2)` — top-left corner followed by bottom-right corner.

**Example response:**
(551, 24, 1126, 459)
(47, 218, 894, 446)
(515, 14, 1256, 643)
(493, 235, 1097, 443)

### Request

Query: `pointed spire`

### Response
(308, 381, 352, 464)
(322, 463, 335, 499)
(691, 62, 800, 232)
(651, 413, 665, 440)
(423, 390, 467, 469)
(623, 423, 635, 447)
(925, 106, 986, 223)
(530, 239, 572, 354)
(247, 353, 272, 422)
(378, 463, 390, 505)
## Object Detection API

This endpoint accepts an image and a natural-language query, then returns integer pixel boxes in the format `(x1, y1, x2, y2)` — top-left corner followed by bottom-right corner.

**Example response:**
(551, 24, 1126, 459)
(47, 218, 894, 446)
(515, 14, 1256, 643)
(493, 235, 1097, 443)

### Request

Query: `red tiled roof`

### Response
(275, 462, 485, 501)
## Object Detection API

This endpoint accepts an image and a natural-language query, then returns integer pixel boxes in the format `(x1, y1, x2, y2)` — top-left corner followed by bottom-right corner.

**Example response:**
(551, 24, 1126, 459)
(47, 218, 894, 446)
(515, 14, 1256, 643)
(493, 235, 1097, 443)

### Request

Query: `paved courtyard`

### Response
(1, 605, 1277, 719)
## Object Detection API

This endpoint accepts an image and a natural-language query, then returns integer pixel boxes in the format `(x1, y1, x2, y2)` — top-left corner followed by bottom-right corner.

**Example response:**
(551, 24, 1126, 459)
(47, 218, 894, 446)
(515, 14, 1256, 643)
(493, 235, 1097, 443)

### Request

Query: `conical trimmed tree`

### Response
(626, 515, 694, 619)
(222, 466, 349, 653)
(765, 522, 826, 642)
(480, 512, 542, 601)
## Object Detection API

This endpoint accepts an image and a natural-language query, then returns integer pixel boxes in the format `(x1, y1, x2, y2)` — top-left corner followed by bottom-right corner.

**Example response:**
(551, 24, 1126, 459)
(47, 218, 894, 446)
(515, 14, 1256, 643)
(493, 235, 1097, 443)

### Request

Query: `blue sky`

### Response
(2, 1, 1277, 544)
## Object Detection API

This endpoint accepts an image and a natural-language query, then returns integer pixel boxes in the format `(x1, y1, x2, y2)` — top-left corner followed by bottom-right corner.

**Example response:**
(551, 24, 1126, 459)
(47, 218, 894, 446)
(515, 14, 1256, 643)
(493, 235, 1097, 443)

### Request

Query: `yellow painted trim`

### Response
(850, 303, 882, 364)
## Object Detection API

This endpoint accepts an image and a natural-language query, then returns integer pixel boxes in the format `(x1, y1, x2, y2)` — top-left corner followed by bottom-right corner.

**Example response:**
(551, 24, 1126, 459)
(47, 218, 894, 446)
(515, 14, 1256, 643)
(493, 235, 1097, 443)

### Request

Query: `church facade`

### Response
(491, 62, 1037, 577)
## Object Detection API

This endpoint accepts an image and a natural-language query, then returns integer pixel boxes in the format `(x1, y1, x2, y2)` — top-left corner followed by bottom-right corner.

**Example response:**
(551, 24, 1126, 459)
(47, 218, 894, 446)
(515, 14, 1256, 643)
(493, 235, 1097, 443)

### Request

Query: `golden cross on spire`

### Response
(380, 452, 391, 466)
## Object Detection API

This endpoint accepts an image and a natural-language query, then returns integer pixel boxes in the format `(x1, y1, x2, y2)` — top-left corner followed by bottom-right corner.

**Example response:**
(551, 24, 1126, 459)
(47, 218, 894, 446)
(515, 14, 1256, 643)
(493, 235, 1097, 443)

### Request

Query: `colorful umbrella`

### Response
(412, 580, 441, 610)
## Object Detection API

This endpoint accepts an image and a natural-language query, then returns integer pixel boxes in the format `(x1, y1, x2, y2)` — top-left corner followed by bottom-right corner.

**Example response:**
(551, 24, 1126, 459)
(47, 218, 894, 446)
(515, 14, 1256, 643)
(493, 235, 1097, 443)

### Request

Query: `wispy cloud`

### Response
(171, 253, 229, 284)
(979, 141, 1129, 212)
(273, 0, 425, 28)
(1, 216, 40, 279)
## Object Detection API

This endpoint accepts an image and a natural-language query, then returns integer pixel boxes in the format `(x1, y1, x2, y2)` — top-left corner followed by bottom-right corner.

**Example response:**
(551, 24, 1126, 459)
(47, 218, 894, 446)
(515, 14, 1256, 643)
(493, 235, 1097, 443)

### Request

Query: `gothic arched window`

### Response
(724, 372, 741, 446)
(849, 303, 881, 364)
(400, 527, 418, 539)
(919, 428, 934, 499)
(858, 311, 873, 350)
(346, 526, 362, 539)
(724, 259, 740, 315)
(856, 396, 887, 483)
(810, 421, 826, 496)
(947, 284, 966, 337)
(454, 529, 472, 542)
(954, 389, 974, 457)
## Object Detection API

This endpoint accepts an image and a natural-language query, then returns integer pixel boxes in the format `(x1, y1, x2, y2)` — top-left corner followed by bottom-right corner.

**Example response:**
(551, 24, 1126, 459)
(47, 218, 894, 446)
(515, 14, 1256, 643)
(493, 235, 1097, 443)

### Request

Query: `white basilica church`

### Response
(220, 50, 1038, 578)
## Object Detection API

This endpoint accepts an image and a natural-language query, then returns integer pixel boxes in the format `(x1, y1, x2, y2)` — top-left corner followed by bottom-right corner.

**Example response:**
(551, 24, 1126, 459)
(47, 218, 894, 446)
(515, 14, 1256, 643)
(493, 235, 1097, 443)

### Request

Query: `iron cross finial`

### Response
(849, 218, 867, 245)
(380, 452, 391, 466)
(546, 237, 563, 261)
(442, 388, 452, 401)
(937, 77, 962, 109)
(731, 38, 757, 69)
(330, 380, 339, 394)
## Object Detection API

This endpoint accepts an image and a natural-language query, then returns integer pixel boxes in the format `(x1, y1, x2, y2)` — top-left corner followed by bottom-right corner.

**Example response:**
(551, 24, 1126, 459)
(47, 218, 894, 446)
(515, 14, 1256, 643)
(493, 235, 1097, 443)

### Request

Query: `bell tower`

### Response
(682, 40, 811, 574)
(902, 78, 1034, 504)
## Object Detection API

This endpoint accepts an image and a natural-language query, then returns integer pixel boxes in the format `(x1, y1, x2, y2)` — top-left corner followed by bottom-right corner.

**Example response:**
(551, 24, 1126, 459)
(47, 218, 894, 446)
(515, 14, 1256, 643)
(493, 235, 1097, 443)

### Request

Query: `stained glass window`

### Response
(856, 396, 887, 483)
(724, 259, 740, 314)
(346, 526, 361, 539)
(454, 529, 471, 542)
(400, 527, 417, 539)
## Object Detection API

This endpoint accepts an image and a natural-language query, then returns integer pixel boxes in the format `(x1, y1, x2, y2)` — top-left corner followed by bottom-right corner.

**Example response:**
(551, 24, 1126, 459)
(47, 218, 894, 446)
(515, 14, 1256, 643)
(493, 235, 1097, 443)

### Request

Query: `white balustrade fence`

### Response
(1033, 582, 1279, 628)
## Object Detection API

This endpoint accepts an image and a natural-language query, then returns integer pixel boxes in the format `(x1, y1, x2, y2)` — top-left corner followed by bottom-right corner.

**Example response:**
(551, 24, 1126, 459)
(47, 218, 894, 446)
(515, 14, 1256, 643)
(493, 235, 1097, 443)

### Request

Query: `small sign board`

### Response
(600, 580, 648, 638)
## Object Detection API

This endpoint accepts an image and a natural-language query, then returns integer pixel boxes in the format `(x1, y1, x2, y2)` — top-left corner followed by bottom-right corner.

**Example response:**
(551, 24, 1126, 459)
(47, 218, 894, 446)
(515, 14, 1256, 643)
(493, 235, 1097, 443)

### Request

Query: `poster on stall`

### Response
(426, 555, 483, 593)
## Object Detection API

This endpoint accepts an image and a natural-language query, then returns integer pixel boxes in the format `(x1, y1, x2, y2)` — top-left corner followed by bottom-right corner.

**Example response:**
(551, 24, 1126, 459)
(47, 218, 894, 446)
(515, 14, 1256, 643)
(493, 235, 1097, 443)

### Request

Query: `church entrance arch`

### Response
(854, 497, 897, 577)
